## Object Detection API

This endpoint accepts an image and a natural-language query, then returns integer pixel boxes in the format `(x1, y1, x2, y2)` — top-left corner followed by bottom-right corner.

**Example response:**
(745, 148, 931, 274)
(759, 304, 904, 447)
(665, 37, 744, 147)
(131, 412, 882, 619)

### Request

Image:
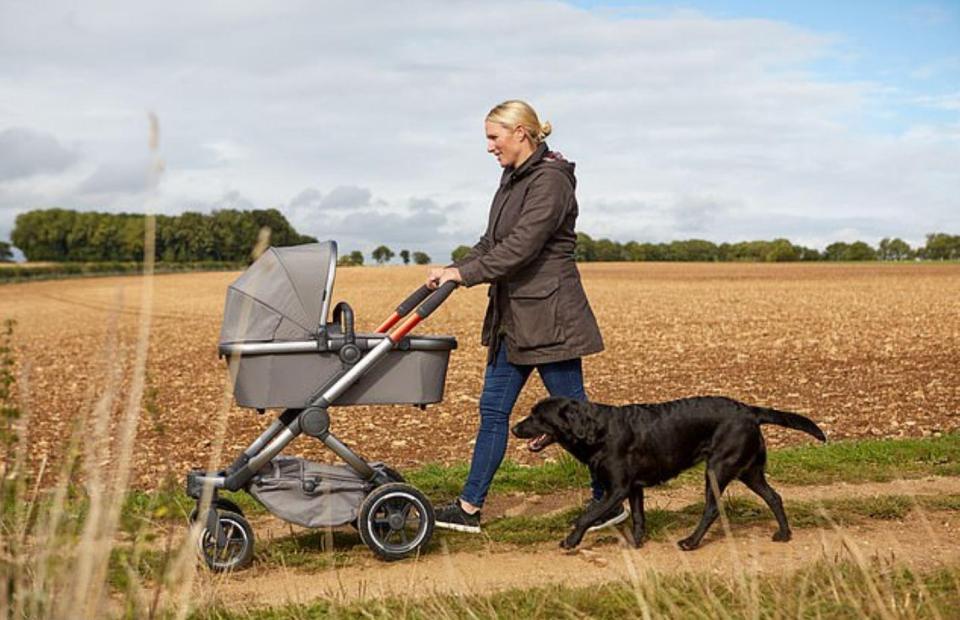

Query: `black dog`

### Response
(512, 396, 826, 550)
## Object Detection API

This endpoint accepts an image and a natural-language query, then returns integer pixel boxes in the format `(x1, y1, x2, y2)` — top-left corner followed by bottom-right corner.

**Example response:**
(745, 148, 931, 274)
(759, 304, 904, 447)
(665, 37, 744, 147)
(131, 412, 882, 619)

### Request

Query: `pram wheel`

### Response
(197, 510, 255, 572)
(377, 464, 406, 483)
(188, 497, 244, 523)
(357, 483, 434, 561)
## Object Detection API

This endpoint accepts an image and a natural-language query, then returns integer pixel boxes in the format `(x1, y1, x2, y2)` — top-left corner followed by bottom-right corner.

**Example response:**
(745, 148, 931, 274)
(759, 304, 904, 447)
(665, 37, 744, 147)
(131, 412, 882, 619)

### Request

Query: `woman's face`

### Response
(485, 121, 528, 168)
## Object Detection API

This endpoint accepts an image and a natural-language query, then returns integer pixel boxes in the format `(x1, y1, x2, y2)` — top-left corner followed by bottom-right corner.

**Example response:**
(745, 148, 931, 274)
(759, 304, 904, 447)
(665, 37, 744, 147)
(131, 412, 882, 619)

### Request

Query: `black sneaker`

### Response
(434, 500, 482, 534)
(582, 499, 630, 532)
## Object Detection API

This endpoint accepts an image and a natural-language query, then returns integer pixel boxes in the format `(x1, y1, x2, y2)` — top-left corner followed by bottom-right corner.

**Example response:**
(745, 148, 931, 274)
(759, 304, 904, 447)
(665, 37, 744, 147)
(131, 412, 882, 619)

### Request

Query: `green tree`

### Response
(720, 240, 765, 261)
(623, 241, 647, 261)
(120, 214, 145, 260)
(251, 208, 300, 247)
(643, 242, 670, 261)
(399, 249, 411, 265)
(0, 241, 13, 262)
(350, 250, 364, 265)
(878, 237, 913, 261)
(450, 245, 471, 263)
(824, 242, 850, 261)
(764, 238, 801, 262)
(211, 209, 259, 261)
(371, 245, 394, 264)
(843, 241, 877, 261)
(11, 209, 73, 261)
(412, 251, 431, 265)
(10, 207, 313, 262)
(574, 232, 596, 261)
(920, 233, 960, 260)
(593, 238, 627, 261)
(665, 239, 719, 261)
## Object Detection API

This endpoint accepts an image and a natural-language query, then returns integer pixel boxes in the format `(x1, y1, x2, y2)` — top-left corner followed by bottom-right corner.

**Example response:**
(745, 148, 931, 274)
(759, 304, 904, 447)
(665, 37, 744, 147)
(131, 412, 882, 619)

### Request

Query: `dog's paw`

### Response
(560, 535, 581, 550)
(772, 529, 792, 543)
(677, 537, 700, 551)
(632, 533, 647, 548)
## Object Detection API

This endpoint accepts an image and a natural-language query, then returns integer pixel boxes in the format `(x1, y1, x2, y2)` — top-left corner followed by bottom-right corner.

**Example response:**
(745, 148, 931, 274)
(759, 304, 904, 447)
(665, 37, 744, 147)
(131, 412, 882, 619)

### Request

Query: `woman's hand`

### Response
(425, 267, 444, 289)
(426, 267, 462, 289)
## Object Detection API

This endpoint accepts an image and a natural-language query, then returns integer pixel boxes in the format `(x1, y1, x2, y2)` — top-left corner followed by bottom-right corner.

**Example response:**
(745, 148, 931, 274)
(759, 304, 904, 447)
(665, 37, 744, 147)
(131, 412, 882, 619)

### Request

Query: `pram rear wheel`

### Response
(349, 466, 407, 530)
(197, 510, 255, 572)
(357, 483, 434, 561)
(379, 465, 406, 483)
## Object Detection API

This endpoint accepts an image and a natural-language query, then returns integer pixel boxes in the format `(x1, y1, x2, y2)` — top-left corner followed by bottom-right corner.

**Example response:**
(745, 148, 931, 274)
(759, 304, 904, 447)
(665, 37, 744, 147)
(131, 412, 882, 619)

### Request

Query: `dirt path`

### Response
(200, 476, 960, 609)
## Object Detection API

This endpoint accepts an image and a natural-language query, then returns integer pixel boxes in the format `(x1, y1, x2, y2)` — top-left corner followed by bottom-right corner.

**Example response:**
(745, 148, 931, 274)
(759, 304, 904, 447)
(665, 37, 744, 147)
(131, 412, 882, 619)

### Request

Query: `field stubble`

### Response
(2, 261, 958, 489)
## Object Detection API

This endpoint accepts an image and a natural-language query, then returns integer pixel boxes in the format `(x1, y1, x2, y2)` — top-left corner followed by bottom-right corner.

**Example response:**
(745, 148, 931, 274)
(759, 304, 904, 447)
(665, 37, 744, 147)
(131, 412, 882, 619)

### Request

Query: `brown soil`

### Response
(1, 262, 958, 489)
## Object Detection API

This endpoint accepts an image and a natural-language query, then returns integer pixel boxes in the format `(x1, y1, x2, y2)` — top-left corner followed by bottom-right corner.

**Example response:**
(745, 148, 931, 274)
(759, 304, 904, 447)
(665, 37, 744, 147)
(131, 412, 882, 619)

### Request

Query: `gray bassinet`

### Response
(218, 241, 456, 409)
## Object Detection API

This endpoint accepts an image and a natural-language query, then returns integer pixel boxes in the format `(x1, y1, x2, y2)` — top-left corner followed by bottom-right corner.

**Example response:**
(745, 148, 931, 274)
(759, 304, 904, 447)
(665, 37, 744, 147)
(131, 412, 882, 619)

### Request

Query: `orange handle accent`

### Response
(389, 314, 423, 342)
(376, 312, 401, 334)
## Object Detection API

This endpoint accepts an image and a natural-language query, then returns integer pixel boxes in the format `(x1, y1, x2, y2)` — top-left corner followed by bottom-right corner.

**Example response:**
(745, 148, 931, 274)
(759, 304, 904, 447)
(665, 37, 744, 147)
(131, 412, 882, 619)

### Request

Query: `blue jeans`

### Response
(460, 342, 603, 507)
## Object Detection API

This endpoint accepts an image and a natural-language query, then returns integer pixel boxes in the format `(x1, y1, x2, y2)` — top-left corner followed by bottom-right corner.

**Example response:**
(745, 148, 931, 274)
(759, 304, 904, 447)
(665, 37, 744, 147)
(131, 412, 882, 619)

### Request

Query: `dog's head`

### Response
(511, 396, 604, 453)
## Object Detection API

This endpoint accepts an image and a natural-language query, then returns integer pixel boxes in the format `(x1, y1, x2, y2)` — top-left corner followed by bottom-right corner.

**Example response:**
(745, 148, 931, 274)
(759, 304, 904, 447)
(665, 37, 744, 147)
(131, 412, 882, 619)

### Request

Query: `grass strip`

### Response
(405, 432, 960, 498)
(114, 432, 960, 531)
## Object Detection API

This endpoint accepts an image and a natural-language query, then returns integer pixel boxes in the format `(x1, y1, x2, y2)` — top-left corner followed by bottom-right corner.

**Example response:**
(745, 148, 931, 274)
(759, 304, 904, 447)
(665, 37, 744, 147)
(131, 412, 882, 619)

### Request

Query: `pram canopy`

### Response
(219, 242, 336, 344)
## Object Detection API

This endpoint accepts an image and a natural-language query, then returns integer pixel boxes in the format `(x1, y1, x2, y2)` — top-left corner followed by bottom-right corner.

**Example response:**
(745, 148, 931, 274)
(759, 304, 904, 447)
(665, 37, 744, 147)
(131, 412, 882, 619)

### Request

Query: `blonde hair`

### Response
(486, 100, 552, 144)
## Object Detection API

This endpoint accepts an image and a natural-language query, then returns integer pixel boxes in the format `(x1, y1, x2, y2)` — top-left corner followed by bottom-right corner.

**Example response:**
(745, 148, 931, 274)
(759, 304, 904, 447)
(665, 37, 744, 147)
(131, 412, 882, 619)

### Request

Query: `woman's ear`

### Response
(512, 124, 529, 144)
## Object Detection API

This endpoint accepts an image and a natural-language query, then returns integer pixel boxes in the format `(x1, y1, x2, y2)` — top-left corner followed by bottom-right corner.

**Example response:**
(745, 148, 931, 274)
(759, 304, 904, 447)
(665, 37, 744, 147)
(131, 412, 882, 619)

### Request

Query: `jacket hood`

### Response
(501, 142, 577, 187)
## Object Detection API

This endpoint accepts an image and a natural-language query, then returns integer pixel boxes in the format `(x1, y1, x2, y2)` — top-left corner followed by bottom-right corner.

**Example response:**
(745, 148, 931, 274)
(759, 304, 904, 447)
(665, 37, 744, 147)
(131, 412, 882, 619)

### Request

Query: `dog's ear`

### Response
(563, 400, 602, 445)
(532, 397, 563, 421)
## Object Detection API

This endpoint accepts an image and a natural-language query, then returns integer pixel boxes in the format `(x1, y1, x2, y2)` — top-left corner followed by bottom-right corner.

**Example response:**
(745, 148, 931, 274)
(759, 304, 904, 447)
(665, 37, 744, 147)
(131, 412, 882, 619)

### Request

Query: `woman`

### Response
(426, 100, 621, 533)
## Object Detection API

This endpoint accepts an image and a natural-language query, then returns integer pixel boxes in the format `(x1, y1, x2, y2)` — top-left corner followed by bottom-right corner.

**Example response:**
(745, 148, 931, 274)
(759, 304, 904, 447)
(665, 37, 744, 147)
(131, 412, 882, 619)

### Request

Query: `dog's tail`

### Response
(747, 404, 826, 442)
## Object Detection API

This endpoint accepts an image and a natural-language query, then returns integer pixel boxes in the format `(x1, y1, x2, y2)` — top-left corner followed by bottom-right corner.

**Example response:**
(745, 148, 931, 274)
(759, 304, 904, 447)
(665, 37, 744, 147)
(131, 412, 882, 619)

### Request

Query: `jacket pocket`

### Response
(508, 276, 565, 349)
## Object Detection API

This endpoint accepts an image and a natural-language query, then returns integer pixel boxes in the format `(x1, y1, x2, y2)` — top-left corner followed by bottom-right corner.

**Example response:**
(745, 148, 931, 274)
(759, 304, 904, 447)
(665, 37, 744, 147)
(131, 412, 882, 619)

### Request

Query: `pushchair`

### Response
(185, 241, 458, 570)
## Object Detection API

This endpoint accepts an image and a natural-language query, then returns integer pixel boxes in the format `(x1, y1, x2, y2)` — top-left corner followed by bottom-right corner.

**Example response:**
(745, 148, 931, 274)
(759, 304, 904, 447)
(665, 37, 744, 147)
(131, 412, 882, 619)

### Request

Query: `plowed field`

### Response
(3, 262, 958, 489)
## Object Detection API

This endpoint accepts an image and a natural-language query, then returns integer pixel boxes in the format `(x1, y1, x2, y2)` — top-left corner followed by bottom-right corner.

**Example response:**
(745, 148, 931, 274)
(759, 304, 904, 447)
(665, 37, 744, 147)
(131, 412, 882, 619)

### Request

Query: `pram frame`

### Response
(187, 245, 456, 566)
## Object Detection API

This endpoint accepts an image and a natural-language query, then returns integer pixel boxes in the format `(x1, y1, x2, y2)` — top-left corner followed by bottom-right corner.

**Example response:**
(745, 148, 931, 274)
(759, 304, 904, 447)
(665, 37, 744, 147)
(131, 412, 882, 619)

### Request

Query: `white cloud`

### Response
(0, 127, 79, 181)
(913, 92, 960, 111)
(77, 156, 151, 195)
(0, 1, 957, 251)
(318, 186, 373, 211)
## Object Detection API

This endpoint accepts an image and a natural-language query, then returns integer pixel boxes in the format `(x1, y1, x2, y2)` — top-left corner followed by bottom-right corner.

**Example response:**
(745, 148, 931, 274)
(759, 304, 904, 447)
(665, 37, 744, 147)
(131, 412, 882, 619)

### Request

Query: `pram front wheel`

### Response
(358, 483, 434, 561)
(188, 497, 244, 523)
(197, 510, 255, 572)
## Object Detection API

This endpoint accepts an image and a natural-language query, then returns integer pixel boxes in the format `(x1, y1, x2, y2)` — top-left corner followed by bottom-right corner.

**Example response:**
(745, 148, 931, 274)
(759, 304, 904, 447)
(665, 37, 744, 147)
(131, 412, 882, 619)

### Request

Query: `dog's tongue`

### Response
(527, 434, 548, 452)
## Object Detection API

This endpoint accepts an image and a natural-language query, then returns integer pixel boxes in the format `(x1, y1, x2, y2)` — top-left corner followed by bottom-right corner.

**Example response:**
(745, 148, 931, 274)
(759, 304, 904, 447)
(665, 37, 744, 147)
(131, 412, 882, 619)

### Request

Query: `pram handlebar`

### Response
(397, 285, 433, 316)
(388, 281, 458, 341)
(417, 280, 457, 318)
(376, 285, 432, 333)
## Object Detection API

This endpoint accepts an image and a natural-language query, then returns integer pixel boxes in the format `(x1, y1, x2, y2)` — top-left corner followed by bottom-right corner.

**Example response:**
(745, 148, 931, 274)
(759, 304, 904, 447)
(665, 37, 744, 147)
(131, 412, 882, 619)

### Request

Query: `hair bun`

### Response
(539, 121, 553, 139)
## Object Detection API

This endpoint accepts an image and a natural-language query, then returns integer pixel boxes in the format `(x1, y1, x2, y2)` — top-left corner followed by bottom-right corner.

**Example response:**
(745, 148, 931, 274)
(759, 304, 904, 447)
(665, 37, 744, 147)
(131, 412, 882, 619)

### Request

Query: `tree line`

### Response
(336, 246, 432, 266)
(5, 208, 435, 267)
(451, 233, 960, 263)
(4, 208, 958, 265)
(9, 208, 315, 262)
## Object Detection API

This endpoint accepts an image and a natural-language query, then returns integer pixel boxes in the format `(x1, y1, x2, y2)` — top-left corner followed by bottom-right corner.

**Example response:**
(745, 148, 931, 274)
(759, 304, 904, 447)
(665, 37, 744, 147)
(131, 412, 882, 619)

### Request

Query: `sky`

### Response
(1, 1, 958, 262)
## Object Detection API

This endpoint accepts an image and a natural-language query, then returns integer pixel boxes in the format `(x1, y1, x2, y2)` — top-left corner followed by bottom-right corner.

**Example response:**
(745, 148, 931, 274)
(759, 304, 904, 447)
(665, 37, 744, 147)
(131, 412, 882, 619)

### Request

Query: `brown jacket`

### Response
(456, 143, 604, 365)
